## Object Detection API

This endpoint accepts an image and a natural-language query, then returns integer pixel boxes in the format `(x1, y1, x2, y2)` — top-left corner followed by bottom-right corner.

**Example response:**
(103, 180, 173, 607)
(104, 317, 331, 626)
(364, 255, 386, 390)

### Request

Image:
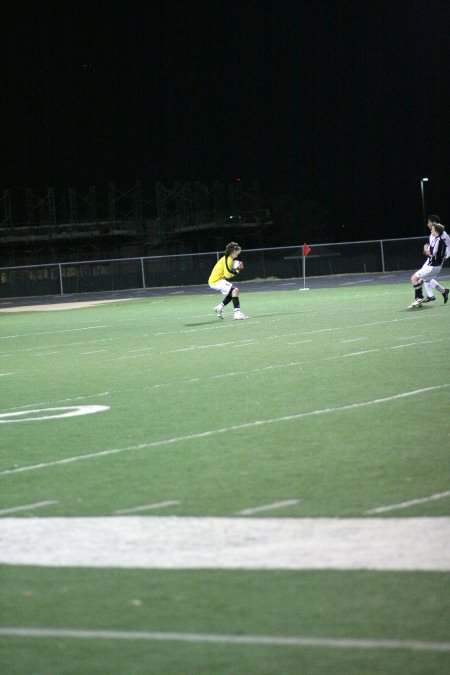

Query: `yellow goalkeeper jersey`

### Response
(208, 256, 238, 284)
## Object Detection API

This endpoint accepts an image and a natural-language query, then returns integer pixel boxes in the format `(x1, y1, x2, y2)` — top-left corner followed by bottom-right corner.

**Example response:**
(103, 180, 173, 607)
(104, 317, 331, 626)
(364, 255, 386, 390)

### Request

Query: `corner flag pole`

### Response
(299, 242, 311, 291)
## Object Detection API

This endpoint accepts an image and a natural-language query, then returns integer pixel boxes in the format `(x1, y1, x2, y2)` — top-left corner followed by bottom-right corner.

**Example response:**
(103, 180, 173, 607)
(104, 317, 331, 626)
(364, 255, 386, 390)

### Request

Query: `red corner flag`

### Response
(303, 243, 311, 256)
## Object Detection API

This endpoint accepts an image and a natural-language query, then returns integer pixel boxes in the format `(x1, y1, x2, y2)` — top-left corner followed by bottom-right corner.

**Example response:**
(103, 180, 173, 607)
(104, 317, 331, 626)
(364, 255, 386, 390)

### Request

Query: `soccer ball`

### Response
(232, 260, 244, 270)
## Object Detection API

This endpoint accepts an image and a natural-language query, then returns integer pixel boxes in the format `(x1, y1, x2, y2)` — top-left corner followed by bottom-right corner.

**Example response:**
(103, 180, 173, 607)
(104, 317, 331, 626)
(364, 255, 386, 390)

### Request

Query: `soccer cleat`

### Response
(443, 289, 449, 304)
(233, 311, 249, 320)
(408, 298, 423, 308)
(423, 296, 435, 303)
(214, 305, 224, 320)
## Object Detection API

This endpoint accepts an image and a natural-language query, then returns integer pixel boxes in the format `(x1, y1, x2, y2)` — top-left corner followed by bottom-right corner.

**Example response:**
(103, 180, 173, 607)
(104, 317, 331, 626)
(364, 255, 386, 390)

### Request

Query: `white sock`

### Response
(423, 281, 434, 297)
(430, 279, 445, 293)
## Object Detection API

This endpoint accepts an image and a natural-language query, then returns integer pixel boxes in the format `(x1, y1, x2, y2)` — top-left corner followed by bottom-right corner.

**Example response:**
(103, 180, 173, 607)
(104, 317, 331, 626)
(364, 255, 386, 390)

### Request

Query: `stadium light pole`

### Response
(420, 177, 429, 226)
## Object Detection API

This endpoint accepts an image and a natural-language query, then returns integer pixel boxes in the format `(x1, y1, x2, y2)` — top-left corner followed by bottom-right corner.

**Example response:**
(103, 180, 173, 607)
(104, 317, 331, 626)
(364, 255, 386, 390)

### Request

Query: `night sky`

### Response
(3, 0, 449, 241)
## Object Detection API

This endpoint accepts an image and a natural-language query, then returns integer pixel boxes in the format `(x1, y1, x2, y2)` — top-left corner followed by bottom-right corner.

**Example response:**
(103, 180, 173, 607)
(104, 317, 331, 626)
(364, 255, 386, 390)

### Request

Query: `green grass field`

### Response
(1, 282, 449, 674)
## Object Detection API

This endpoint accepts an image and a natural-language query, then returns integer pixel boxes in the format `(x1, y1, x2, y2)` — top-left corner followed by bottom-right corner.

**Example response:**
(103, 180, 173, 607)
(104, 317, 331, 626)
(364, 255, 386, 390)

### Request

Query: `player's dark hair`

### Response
(427, 214, 441, 223)
(225, 242, 241, 256)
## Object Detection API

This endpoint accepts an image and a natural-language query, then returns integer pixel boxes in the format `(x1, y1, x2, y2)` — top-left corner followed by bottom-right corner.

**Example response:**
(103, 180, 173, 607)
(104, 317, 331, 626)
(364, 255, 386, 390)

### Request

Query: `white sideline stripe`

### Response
(0, 384, 448, 476)
(0, 628, 448, 653)
(366, 491, 450, 514)
(0, 501, 57, 515)
(114, 501, 180, 514)
(1, 517, 449, 570)
(237, 500, 299, 515)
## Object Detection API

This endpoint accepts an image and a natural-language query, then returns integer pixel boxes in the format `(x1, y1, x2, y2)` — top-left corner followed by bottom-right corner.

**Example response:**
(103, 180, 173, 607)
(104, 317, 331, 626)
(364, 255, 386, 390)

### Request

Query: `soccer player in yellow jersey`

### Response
(208, 241, 249, 320)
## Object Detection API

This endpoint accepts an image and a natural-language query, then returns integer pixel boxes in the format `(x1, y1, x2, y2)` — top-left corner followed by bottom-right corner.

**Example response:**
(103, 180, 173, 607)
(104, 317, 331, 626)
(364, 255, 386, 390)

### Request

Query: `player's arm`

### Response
(224, 255, 241, 278)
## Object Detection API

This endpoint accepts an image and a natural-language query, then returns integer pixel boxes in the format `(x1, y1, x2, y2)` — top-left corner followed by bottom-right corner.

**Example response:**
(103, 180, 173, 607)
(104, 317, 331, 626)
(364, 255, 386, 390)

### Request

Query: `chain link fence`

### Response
(0, 237, 428, 299)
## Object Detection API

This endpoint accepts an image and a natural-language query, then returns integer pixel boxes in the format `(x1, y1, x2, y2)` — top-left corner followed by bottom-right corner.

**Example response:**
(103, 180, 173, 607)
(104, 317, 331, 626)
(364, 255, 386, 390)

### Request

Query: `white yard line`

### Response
(117, 353, 157, 360)
(286, 339, 313, 345)
(178, 325, 236, 333)
(0, 326, 109, 340)
(340, 279, 374, 285)
(260, 362, 303, 370)
(190, 362, 301, 380)
(326, 350, 379, 359)
(0, 385, 447, 476)
(149, 315, 427, 340)
(0, 337, 120, 358)
(325, 337, 446, 361)
(129, 347, 155, 352)
(212, 371, 246, 378)
(0, 627, 448, 653)
(237, 500, 299, 515)
(0, 405, 109, 424)
(169, 339, 255, 353)
(0, 517, 448, 570)
(114, 501, 181, 514)
(366, 490, 450, 514)
(1, 392, 111, 413)
(390, 340, 434, 349)
(341, 337, 368, 343)
(0, 361, 301, 412)
(0, 501, 57, 515)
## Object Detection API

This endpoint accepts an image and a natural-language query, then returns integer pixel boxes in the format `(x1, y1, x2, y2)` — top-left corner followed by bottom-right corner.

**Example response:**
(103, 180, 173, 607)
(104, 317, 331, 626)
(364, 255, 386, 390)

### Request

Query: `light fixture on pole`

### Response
(420, 177, 429, 226)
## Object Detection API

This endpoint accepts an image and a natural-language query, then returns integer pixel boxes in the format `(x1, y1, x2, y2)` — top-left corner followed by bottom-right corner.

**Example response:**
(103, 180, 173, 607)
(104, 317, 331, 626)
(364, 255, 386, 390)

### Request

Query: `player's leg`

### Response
(422, 280, 435, 302)
(429, 277, 448, 302)
(210, 280, 234, 318)
(231, 286, 249, 319)
(409, 270, 425, 307)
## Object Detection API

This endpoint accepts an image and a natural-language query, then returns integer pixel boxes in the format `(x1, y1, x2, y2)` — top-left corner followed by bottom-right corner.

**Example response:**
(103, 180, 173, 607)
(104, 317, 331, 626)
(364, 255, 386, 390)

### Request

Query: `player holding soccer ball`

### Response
(208, 242, 249, 320)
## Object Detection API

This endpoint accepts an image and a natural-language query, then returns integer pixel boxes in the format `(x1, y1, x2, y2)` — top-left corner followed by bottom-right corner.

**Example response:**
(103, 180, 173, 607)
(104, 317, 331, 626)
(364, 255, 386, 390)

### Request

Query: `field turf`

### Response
(0, 281, 449, 674)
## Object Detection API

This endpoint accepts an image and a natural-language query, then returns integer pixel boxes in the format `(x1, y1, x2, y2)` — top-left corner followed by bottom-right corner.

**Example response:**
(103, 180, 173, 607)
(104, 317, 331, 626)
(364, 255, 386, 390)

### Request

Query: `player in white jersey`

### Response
(422, 215, 450, 303)
(409, 223, 449, 308)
